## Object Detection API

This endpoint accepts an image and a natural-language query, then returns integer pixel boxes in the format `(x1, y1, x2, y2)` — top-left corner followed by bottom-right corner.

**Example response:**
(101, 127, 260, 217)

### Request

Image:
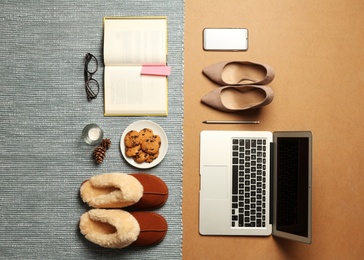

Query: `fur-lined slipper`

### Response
(79, 209, 167, 248)
(80, 173, 168, 209)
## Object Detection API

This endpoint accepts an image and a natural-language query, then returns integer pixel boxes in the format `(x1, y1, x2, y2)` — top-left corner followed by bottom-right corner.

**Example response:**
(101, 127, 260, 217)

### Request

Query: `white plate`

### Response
(120, 120, 168, 169)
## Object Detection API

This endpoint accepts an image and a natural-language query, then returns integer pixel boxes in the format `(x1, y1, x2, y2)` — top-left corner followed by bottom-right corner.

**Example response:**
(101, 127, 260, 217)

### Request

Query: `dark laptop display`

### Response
(273, 134, 312, 243)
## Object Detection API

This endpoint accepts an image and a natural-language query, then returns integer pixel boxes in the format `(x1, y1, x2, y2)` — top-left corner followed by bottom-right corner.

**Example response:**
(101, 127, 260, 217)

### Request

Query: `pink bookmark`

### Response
(141, 65, 171, 76)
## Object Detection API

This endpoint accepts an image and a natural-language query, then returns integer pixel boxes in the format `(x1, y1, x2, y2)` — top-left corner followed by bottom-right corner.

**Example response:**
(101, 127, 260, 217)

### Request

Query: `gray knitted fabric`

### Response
(0, 1, 184, 259)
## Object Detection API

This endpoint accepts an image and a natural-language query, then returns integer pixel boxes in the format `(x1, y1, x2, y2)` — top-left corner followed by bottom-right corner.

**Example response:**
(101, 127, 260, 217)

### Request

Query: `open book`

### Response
(103, 17, 168, 116)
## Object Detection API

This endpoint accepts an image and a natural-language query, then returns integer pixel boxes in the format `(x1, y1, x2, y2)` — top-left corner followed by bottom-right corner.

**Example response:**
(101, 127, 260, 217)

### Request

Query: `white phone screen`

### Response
(203, 28, 248, 51)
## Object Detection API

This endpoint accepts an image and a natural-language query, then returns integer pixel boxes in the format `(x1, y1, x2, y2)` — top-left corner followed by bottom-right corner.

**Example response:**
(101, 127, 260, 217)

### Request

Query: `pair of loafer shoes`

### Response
(79, 172, 168, 249)
(201, 61, 275, 112)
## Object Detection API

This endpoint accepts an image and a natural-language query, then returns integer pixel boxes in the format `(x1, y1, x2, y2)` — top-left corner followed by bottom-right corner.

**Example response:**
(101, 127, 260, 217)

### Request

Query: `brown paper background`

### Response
(183, 1, 364, 259)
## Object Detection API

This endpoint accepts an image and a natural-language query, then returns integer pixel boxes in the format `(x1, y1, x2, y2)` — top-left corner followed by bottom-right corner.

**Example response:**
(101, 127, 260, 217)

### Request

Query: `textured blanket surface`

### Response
(0, 1, 184, 259)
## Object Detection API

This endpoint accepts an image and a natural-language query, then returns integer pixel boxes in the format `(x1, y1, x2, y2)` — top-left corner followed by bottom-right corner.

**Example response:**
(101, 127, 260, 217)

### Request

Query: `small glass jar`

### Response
(82, 123, 103, 145)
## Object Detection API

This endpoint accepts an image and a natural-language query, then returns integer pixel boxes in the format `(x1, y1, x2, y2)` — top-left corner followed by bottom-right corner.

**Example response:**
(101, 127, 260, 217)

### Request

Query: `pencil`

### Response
(202, 120, 260, 124)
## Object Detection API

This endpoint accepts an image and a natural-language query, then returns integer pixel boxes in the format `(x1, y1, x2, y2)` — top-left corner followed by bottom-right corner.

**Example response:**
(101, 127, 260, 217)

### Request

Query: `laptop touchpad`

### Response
(201, 165, 228, 200)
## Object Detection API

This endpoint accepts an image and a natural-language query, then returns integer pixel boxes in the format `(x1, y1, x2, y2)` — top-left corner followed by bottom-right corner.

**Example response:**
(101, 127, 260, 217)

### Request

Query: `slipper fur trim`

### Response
(80, 209, 140, 249)
(80, 173, 143, 208)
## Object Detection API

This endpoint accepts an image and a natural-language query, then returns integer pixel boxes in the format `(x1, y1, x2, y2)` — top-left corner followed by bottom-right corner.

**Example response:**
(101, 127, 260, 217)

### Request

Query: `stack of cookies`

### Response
(124, 128, 161, 163)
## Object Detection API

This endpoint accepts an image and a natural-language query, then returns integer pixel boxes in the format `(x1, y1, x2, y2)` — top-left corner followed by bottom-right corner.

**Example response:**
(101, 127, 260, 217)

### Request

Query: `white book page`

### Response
(104, 66, 167, 115)
(104, 18, 167, 65)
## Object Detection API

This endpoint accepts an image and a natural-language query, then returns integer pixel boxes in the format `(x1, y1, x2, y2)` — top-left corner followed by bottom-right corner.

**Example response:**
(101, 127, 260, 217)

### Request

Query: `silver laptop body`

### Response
(199, 130, 312, 244)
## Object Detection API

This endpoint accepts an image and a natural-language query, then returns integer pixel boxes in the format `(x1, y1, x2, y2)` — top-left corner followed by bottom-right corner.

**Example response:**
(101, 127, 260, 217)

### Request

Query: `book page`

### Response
(104, 66, 168, 115)
(104, 18, 167, 65)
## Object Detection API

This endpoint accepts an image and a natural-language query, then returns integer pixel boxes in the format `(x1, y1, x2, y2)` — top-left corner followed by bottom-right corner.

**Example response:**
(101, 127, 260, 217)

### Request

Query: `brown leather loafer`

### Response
(203, 61, 275, 86)
(79, 209, 167, 248)
(80, 173, 168, 210)
(201, 85, 274, 112)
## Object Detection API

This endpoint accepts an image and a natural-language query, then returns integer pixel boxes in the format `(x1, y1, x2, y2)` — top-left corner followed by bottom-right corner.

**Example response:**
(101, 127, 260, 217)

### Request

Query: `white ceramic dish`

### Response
(120, 120, 168, 169)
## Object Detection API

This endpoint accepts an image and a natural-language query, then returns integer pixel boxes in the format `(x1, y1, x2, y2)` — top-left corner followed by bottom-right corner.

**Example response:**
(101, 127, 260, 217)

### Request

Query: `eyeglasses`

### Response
(84, 53, 99, 101)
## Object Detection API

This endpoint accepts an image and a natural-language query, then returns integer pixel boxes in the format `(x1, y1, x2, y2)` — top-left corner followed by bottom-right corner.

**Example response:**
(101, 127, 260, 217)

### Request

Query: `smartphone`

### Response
(203, 28, 248, 51)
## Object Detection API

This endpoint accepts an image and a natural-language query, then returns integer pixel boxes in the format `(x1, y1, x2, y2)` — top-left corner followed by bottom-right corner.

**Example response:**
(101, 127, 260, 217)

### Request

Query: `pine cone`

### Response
(100, 138, 111, 150)
(93, 146, 106, 164)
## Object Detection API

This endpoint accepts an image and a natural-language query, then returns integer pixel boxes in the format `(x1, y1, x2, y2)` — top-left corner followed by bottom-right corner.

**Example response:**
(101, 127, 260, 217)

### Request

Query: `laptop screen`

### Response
(272, 132, 312, 244)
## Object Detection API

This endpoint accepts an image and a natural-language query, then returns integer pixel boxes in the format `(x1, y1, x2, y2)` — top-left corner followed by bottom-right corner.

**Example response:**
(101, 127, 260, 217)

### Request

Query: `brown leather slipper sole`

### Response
(130, 211, 168, 247)
(129, 173, 169, 210)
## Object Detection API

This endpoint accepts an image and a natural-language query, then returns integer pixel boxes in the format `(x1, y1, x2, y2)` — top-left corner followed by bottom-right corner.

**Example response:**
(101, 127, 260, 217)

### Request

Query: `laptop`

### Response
(199, 130, 312, 244)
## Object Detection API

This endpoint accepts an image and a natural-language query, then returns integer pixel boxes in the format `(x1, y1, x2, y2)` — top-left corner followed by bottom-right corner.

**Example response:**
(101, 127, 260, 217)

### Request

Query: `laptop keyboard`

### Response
(231, 138, 267, 228)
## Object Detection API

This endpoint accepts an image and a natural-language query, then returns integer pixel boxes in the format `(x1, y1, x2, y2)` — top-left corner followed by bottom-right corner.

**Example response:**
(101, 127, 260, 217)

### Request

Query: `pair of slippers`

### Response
(79, 172, 168, 249)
